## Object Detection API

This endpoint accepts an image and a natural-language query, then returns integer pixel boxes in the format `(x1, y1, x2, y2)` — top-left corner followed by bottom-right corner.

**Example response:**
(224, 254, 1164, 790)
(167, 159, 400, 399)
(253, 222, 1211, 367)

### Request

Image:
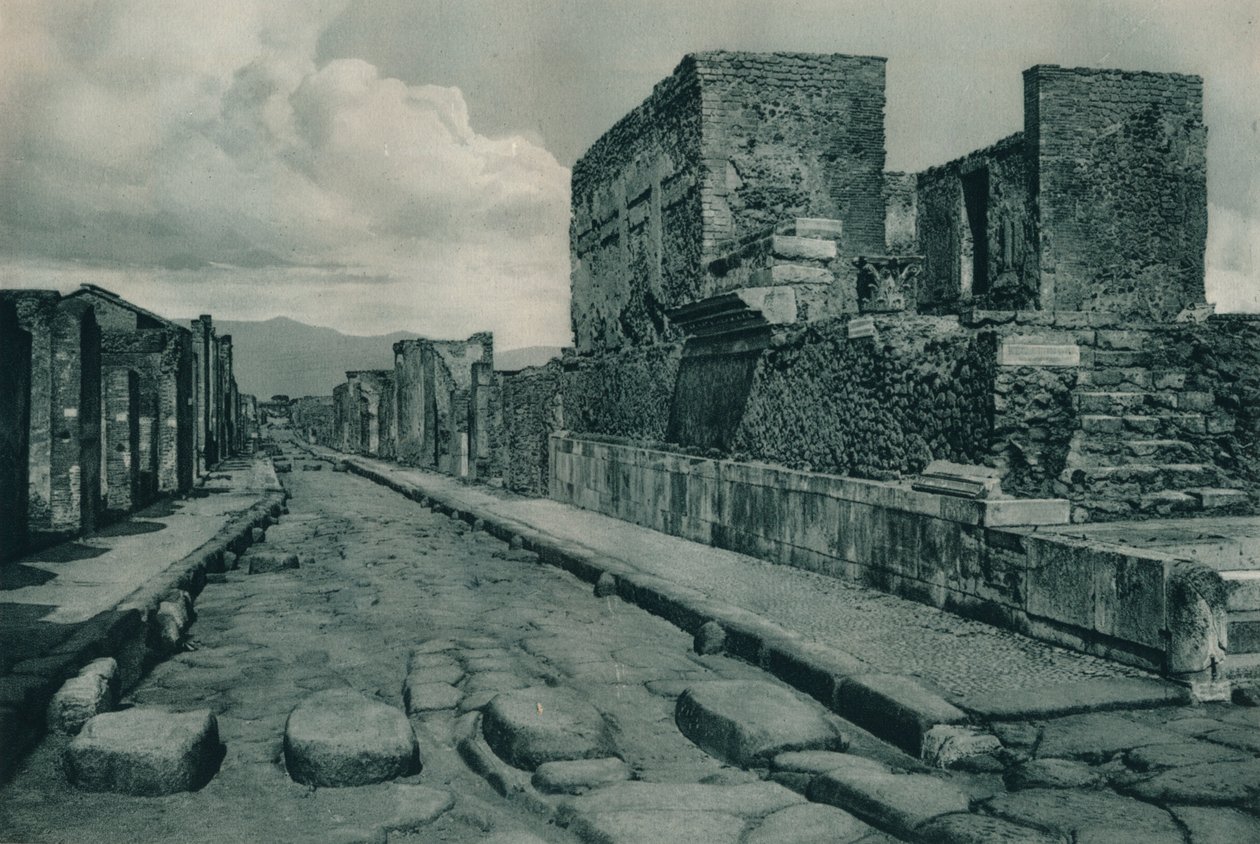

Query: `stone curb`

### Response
(0, 484, 288, 784)
(327, 452, 973, 756)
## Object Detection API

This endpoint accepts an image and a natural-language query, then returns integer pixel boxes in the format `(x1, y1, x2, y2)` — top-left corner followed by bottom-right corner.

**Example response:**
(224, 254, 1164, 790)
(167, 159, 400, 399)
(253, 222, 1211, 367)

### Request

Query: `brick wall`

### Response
(570, 51, 886, 353)
(49, 299, 101, 534)
(1025, 66, 1207, 317)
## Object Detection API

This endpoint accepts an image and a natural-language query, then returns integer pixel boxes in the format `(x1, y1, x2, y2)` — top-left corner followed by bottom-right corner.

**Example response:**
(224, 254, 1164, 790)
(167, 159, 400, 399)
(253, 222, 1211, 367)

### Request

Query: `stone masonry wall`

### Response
(731, 316, 995, 479)
(1025, 66, 1207, 317)
(291, 397, 335, 447)
(498, 363, 564, 496)
(0, 299, 31, 560)
(570, 51, 886, 353)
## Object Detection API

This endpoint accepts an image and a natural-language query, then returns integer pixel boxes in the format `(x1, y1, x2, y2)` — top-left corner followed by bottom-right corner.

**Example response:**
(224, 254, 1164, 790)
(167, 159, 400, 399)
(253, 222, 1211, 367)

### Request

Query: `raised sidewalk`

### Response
(305, 445, 1191, 755)
(0, 457, 286, 780)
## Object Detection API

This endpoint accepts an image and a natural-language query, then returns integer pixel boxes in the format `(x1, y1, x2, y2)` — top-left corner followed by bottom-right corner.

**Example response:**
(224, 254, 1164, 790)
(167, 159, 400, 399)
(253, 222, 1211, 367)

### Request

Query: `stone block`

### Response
(283, 689, 420, 787)
(65, 708, 222, 795)
(675, 680, 846, 767)
(531, 757, 630, 794)
(402, 681, 462, 714)
(47, 659, 119, 736)
(745, 803, 874, 844)
(771, 234, 837, 261)
(247, 551, 300, 574)
(835, 674, 966, 754)
(807, 769, 970, 838)
(481, 686, 612, 771)
(920, 725, 1002, 769)
(997, 338, 1081, 367)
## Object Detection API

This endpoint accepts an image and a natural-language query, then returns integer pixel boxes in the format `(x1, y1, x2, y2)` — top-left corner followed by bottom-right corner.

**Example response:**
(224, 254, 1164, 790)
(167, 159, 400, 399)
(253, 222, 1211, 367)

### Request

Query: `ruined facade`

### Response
(1, 286, 246, 561)
(391, 334, 496, 479)
(290, 396, 335, 446)
(334, 370, 397, 459)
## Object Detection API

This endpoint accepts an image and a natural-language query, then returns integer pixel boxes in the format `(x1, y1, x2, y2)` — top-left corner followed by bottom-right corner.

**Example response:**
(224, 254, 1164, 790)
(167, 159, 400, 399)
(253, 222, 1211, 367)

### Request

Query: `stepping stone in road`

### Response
(481, 686, 614, 770)
(284, 689, 420, 786)
(247, 551, 300, 574)
(47, 658, 119, 735)
(675, 680, 847, 767)
(65, 707, 223, 796)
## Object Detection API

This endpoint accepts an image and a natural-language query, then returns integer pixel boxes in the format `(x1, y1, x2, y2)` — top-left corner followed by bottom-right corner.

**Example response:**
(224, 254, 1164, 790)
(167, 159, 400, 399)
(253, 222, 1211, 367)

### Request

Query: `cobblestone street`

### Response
(3, 439, 1260, 843)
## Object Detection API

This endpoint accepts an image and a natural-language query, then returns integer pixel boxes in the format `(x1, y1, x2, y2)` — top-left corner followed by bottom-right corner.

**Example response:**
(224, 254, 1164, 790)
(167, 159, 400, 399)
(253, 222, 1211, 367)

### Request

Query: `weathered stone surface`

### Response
(837, 674, 966, 753)
(594, 572, 617, 598)
(560, 781, 803, 819)
(382, 784, 454, 832)
(1124, 739, 1249, 771)
(532, 757, 630, 794)
(807, 770, 970, 837)
(1119, 758, 1260, 804)
(247, 551, 300, 574)
(283, 689, 420, 786)
(65, 708, 222, 796)
(743, 802, 873, 844)
(693, 621, 726, 655)
(921, 725, 1002, 769)
(1035, 712, 1178, 762)
(47, 658, 119, 735)
(1171, 805, 1260, 844)
(250, 526, 266, 543)
(481, 686, 612, 770)
(771, 751, 889, 777)
(155, 598, 189, 652)
(567, 810, 746, 844)
(1005, 757, 1103, 790)
(675, 680, 846, 766)
(481, 833, 551, 844)
(403, 680, 462, 714)
(915, 812, 1068, 844)
(987, 788, 1184, 843)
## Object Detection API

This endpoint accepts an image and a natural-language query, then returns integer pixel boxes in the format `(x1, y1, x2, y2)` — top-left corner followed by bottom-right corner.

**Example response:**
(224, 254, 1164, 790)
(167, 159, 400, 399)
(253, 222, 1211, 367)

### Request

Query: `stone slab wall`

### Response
(1025, 66, 1207, 318)
(916, 134, 1034, 311)
(550, 433, 1223, 680)
(570, 51, 886, 353)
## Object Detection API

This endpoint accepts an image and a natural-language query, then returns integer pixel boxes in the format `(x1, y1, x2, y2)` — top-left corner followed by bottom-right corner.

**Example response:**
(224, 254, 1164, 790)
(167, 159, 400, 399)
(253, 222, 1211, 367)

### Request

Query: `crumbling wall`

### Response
(731, 316, 995, 478)
(1025, 66, 1207, 317)
(570, 51, 887, 353)
(499, 362, 564, 495)
(291, 397, 335, 446)
(916, 134, 1034, 312)
(883, 171, 917, 253)
(0, 299, 31, 560)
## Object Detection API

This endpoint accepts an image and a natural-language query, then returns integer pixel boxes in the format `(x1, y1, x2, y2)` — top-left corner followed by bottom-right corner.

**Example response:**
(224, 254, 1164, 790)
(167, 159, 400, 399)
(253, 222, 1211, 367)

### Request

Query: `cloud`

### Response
(0, 0, 572, 348)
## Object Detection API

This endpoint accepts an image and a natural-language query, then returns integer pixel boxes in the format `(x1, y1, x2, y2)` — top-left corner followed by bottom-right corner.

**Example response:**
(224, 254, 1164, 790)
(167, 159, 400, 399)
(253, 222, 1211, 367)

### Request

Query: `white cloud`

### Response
(0, 0, 572, 348)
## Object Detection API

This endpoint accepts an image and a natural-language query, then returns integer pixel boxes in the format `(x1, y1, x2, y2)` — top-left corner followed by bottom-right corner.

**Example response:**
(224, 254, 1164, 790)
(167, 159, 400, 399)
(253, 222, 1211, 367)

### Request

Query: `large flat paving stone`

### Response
(566, 810, 746, 844)
(1035, 712, 1178, 762)
(283, 689, 420, 786)
(559, 781, 803, 823)
(65, 707, 222, 796)
(1118, 758, 1260, 805)
(481, 686, 613, 770)
(1171, 805, 1260, 843)
(987, 788, 1184, 843)
(915, 812, 1067, 844)
(807, 769, 970, 838)
(743, 802, 874, 844)
(532, 757, 631, 794)
(674, 680, 846, 767)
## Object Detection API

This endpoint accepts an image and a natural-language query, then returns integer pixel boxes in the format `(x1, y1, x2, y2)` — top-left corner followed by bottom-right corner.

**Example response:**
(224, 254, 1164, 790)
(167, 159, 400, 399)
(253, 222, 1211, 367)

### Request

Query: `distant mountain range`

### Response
(204, 317, 561, 399)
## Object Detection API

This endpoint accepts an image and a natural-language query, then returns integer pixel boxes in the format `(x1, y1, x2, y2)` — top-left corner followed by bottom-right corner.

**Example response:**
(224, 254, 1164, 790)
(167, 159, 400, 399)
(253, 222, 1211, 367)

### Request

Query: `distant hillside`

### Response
(209, 318, 420, 399)
(207, 318, 564, 398)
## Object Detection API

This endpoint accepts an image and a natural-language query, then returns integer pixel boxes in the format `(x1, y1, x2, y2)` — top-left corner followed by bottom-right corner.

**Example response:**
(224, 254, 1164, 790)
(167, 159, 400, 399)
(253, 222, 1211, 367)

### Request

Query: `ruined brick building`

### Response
(0, 286, 255, 561)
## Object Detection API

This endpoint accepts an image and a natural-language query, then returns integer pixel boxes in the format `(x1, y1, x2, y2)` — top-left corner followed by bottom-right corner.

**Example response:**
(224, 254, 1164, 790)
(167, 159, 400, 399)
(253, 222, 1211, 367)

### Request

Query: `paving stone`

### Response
(807, 769, 970, 838)
(743, 802, 874, 844)
(837, 674, 966, 753)
(1118, 758, 1260, 804)
(987, 788, 1184, 842)
(381, 784, 455, 832)
(402, 680, 462, 714)
(462, 670, 530, 694)
(675, 680, 846, 766)
(693, 621, 726, 655)
(1201, 725, 1260, 753)
(65, 707, 222, 796)
(771, 751, 890, 776)
(283, 689, 420, 786)
(480, 833, 551, 844)
(921, 725, 1002, 769)
(46, 658, 119, 735)
(559, 781, 804, 819)
(1004, 757, 1103, 790)
(482, 686, 613, 770)
(1171, 805, 1260, 843)
(410, 638, 456, 656)
(566, 810, 746, 844)
(532, 757, 631, 794)
(407, 650, 461, 671)
(247, 551, 300, 574)
(1035, 712, 1179, 762)
(1125, 740, 1250, 771)
(992, 721, 1041, 749)
(915, 812, 1068, 844)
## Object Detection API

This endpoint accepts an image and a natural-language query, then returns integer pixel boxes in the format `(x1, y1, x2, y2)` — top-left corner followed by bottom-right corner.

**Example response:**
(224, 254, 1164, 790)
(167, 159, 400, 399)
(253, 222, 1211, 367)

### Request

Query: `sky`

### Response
(0, 0, 1256, 348)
